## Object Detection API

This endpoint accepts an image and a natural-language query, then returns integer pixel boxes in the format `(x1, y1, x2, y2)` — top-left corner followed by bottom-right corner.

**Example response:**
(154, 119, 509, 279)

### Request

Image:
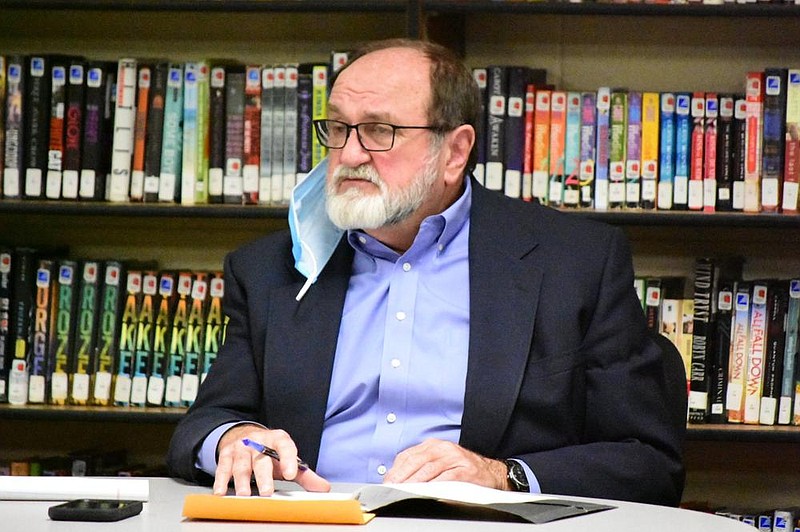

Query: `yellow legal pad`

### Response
(182, 493, 375, 525)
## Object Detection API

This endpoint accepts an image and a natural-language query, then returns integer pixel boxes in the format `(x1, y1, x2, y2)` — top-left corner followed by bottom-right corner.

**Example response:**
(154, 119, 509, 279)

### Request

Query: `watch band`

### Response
(504, 459, 530, 492)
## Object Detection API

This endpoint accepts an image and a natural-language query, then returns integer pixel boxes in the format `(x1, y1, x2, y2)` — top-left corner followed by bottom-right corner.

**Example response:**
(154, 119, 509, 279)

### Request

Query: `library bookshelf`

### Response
(2, 0, 800, 510)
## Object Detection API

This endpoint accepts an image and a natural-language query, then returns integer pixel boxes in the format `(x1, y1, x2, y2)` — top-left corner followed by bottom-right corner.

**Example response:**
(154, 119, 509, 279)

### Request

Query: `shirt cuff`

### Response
(511, 458, 542, 494)
(195, 422, 267, 476)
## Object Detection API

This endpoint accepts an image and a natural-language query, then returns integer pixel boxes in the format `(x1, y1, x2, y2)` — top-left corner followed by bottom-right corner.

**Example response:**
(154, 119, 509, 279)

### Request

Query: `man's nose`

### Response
(338, 128, 372, 167)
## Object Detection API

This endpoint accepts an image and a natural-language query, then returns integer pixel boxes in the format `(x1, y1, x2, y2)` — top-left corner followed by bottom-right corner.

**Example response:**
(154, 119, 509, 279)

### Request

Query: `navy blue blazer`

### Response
(167, 178, 685, 506)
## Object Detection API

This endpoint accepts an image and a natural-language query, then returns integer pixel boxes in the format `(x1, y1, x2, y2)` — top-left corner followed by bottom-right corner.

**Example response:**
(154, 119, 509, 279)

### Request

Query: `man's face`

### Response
(324, 47, 443, 231)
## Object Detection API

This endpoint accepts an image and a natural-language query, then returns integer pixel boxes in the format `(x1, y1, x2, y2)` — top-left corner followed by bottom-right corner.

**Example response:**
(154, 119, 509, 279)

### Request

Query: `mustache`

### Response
(331, 164, 382, 186)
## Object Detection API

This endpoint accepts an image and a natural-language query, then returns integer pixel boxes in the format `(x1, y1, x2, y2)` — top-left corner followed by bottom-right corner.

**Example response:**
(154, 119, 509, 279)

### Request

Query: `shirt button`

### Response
(395, 311, 406, 321)
(438, 244, 444, 252)
(358, 236, 367, 244)
(377, 465, 387, 475)
(402, 262, 411, 272)
(386, 412, 397, 423)
(391, 358, 401, 368)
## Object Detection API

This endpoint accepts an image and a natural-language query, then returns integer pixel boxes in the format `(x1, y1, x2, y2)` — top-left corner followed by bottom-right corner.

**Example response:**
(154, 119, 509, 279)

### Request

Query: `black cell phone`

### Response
(48, 499, 143, 522)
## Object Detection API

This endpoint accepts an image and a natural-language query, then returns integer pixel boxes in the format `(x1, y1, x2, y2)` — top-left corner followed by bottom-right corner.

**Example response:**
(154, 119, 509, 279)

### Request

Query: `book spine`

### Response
(673, 93, 692, 210)
(79, 62, 112, 201)
(578, 91, 596, 209)
(779, 279, 800, 424)
(484, 65, 507, 193)
(208, 65, 226, 204)
(0, 249, 12, 402)
(594, 87, 611, 210)
(547, 91, 567, 207)
(181, 273, 208, 407)
(715, 95, 735, 211)
(624, 90, 642, 209)
(8, 248, 36, 405)
(91, 261, 123, 406)
(640, 91, 659, 210)
(531, 89, 551, 204)
(70, 261, 100, 405)
(562, 92, 581, 208)
(744, 71, 764, 213)
(147, 272, 174, 406)
(243, 64, 262, 205)
(143, 62, 167, 203)
(658, 93, 676, 210)
(521, 85, 535, 202)
(258, 66, 274, 204)
(0, 56, 4, 197)
(202, 272, 224, 382)
(48, 260, 77, 405)
(688, 92, 705, 211)
(709, 283, 734, 424)
(726, 282, 751, 423)
(45, 59, 67, 200)
(744, 281, 768, 424)
(223, 67, 245, 204)
(311, 65, 328, 168)
(608, 90, 627, 209)
(4, 57, 25, 199)
(760, 279, 788, 425)
(472, 68, 487, 186)
(782, 70, 800, 214)
(761, 68, 788, 213)
(113, 271, 141, 406)
(502, 67, 528, 200)
(130, 64, 151, 202)
(732, 97, 748, 210)
(269, 66, 285, 204)
(180, 62, 200, 206)
(25, 56, 51, 200)
(195, 62, 210, 205)
(164, 272, 192, 408)
(158, 63, 184, 203)
(296, 65, 313, 182)
(29, 259, 56, 404)
(281, 64, 298, 203)
(688, 259, 714, 423)
(108, 58, 137, 203)
(702, 93, 718, 212)
(131, 271, 157, 407)
(644, 278, 662, 333)
(61, 61, 85, 200)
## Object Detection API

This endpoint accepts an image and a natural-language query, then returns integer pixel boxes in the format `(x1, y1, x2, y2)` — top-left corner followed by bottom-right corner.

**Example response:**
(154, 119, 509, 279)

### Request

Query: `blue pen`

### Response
(241, 438, 309, 471)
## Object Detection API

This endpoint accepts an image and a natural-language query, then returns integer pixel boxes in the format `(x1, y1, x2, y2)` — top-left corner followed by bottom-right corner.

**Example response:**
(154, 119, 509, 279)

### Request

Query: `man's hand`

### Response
(213, 424, 331, 496)
(383, 439, 509, 490)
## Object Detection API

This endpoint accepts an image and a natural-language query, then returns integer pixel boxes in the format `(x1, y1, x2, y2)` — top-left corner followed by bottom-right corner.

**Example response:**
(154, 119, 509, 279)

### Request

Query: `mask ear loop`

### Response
(295, 238, 318, 302)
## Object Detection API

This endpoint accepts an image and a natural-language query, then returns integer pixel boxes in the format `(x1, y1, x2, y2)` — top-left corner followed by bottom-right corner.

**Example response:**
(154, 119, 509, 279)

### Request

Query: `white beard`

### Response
(325, 151, 440, 231)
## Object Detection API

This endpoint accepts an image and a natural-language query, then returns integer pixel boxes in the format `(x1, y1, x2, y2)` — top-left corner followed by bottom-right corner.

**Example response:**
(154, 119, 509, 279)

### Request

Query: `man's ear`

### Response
(442, 124, 476, 186)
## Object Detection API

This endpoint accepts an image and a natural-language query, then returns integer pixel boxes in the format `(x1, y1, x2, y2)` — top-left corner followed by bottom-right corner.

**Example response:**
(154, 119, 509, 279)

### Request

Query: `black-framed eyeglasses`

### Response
(313, 119, 443, 152)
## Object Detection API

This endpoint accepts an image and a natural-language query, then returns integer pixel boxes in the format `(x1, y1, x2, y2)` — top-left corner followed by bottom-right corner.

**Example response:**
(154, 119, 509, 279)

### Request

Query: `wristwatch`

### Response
(504, 459, 530, 492)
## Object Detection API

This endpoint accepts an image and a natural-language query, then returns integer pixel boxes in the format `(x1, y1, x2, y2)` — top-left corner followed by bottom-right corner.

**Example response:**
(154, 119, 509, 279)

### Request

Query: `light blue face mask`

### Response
(288, 158, 345, 301)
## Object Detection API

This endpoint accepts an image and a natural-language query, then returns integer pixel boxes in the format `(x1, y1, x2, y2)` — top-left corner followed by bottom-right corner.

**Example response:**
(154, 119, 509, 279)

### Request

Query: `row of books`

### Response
(0, 52, 349, 206)
(637, 261, 800, 426)
(0, 448, 165, 477)
(711, 505, 800, 532)
(0, 248, 226, 409)
(474, 66, 800, 213)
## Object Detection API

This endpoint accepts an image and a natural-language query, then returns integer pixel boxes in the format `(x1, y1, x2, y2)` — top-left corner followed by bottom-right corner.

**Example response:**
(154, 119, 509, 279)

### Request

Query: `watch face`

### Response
(506, 460, 529, 491)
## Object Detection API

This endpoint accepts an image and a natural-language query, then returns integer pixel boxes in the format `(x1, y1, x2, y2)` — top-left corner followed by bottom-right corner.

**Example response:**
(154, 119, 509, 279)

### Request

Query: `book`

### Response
(688, 92, 705, 211)
(113, 270, 142, 406)
(726, 281, 751, 423)
(744, 281, 768, 424)
(743, 71, 764, 213)
(201, 272, 224, 382)
(548, 90, 567, 207)
(129, 63, 152, 202)
(108, 58, 137, 203)
(0, 249, 12, 402)
(782, 69, 800, 214)
(578, 91, 596, 209)
(182, 481, 613, 526)
(0, 56, 4, 197)
(484, 65, 507, 193)
(708, 281, 734, 424)
(223, 64, 245, 204)
(503, 66, 531, 200)
(91, 261, 124, 406)
(281, 64, 298, 203)
(3, 56, 25, 199)
(143, 62, 168, 203)
(295, 64, 313, 183)
(608, 90, 627, 209)
(310, 64, 328, 169)
(181, 62, 201, 205)
(702, 92, 718, 212)
(269, 65, 286, 204)
(164, 271, 192, 408)
(208, 64, 227, 204)
(45, 57, 68, 200)
(146, 272, 175, 406)
(624, 90, 642, 209)
(760, 279, 789, 425)
(78, 61, 114, 201)
(521, 84, 535, 202)
(658, 92, 676, 210)
(181, 273, 208, 406)
(48, 260, 77, 405)
(130, 271, 158, 407)
(779, 279, 800, 424)
(562, 92, 581, 208)
(731, 96, 748, 211)
(24, 56, 51, 200)
(715, 95, 735, 211)
(258, 65, 274, 204)
(472, 67, 487, 186)
(29, 259, 57, 404)
(673, 93, 691, 210)
(640, 91, 659, 210)
(158, 63, 184, 203)
(61, 60, 85, 200)
(70, 261, 101, 405)
(7, 248, 37, 405)
(761, 68, 788, 213)
(531, 88, 551, 204)
(593, 87, 611, 210)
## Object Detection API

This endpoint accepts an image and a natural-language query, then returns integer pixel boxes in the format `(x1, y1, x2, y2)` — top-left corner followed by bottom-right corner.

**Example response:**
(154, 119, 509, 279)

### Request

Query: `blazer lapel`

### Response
(460, 183, 542, 456)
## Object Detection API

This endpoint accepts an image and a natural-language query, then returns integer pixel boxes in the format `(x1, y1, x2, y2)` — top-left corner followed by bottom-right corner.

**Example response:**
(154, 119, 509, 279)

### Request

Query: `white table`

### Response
(1, 477, 754, 532)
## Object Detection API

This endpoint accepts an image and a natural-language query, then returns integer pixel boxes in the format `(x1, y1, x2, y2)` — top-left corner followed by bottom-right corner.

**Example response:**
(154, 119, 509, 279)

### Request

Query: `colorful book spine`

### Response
(182, 274, 208, 406)
(594, 87, 611, 210)
(783, 70, 800, 214)
(195, 62, 210, 205)
(70, 261, 100, 405)
(503, 66, 529, 200)
(147, 272, 175, 406)
(130, 64, 151, 202)
(688, 92, 705, 211)
(658, 93, 676, 210)
(562, 91, 581, 208)
(0, 57, 4, 198)
(760, 279, 789, 425)
(673, 93, 692, 210)
(726, 282, 751, 423)
(295, 65, 313, 183)
(202, 272, 224, 383)
(578, 91, 596, 209)
(243, 64, 262, 205)
(79, 62, 113, 201)
(484, 65, 507, 192)
(48, 260, 77, 405)
(608, 90, 627, 209)
(164, 272, 192, 408)
(761, 68, 788, 213)
(269, 66, 285, 203)
(472, 68, 487, 186)
(208, 65, 227, 204)
(779, 280, 800, 424)
(732, 97, 748, 210)
(158, 63, 184, 203)
(624, 90, 642, 209)
(181, 62, 200, 205)
(130, 272, 157, 407)
(45, 59, 67, 200)
(311, 64, 328, 168)
(715, 95, 735, 211)
(281, 64, 298, 203)
(29, 259, 57, 404)
(91, 262, 123, 406)
(143, 62, 168, 203)
(640, 91, 659, 210)
(108, 58, 137, 203)
(3, 56, 25, 199)
(61, 61, 85, 200)
(531, 89, 551, 204)
(521, 85, 535, 202)
(547, 91, 567, 207)
(703, 93, 718, 212)
(24, 56, 50, 200)
(113, 271, 142, 406)
(0, 249, 12, 402)
(744, 71, 764, 213)
(8, 248, 36, 405)
(688, 259, 715, 423)
(744, 281, 768, 424)
(258, 66, 274, 204)
(223, 65, 245, 204)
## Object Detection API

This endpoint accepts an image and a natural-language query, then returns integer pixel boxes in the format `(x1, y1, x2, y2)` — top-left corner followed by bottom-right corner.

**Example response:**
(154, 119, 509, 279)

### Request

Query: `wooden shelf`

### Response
(0, 199, 288, 219)
(0, 404, 184, 423)
(0, 0, 408, 12)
